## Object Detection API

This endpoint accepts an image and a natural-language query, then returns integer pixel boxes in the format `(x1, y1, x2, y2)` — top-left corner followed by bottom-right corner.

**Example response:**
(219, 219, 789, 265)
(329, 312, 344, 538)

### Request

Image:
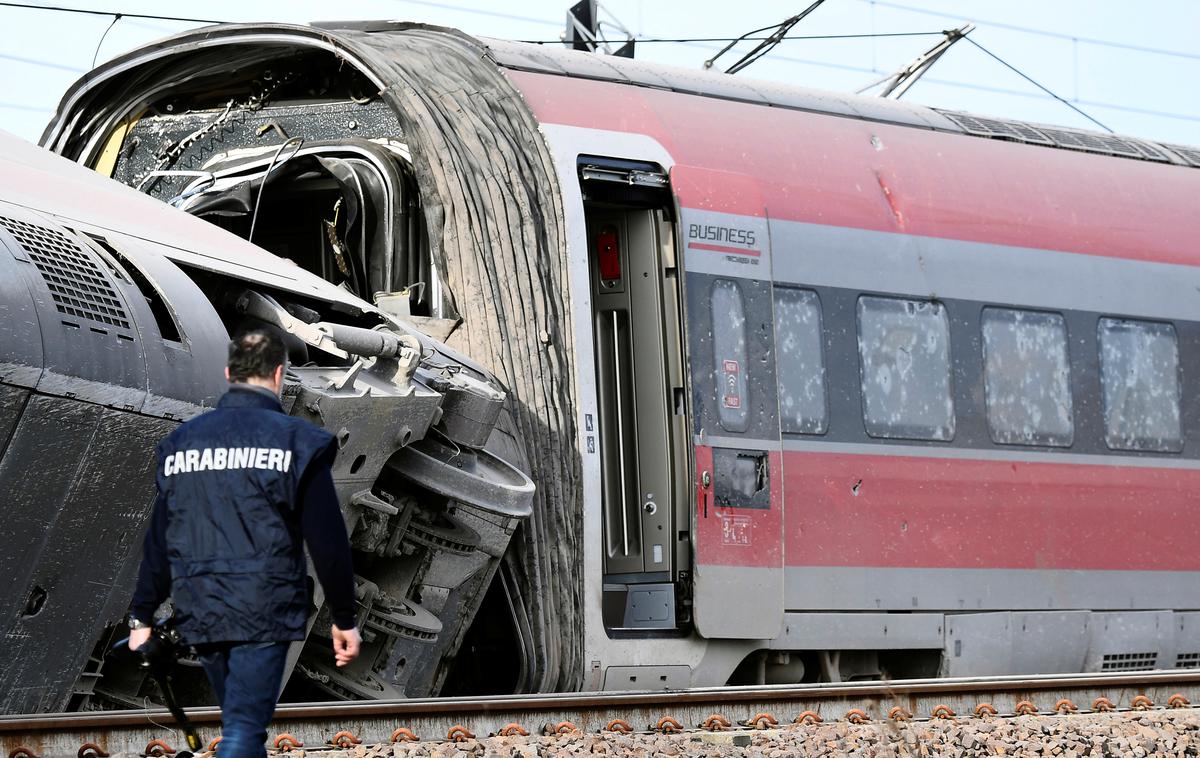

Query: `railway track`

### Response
(5, 671, 1200, 757)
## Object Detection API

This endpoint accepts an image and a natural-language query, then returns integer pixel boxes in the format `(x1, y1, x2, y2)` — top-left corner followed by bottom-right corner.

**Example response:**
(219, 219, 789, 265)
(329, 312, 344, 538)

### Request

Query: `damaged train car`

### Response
(23, 19, 1200, 710)
(0, 129, 533, 712)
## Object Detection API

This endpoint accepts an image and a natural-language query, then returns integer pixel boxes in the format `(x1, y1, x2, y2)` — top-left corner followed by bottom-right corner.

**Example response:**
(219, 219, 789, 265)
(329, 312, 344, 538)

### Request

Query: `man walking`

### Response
(129, 328, 360, 758)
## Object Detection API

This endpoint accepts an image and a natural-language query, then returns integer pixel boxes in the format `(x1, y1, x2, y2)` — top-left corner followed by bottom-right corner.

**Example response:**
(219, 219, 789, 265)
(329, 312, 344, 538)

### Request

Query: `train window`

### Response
(857, 296, 955, 441)
(711, 279, 750, 433)
(981, 308, 1073, 447)
(1098, 318, 1182, 452)
(774, 287, 827, 434)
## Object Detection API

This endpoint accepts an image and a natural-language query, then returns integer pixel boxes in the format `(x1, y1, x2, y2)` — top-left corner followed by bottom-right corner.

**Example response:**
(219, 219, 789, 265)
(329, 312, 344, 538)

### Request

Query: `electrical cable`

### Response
(248, 136, 305, 245)
(91, 12, 120, 68)
(0, 101, 53, 112)
(861, 0, 1200, 62)
(0, 50, 82, 72)
(964, 37, 1113, 133)
(519, 31, 945, 44)
(0, 1, 221, 24)
(0, 0, 1192, 129)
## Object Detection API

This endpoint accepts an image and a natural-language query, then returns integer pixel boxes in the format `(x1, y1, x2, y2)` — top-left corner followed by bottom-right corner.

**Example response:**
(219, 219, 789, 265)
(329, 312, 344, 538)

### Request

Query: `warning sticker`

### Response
(722, 360, 741, 409)
(720, 513, 752, 546)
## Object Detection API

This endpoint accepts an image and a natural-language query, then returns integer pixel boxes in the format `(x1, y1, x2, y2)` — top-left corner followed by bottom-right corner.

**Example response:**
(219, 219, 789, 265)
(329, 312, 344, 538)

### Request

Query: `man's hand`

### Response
(128, 626, 153, 651)
(332, 625, 360, 667)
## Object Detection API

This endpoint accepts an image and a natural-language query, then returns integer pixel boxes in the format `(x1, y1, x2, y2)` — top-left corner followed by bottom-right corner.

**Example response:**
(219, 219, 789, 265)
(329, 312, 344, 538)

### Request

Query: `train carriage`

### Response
(22, 20, 1200, 705)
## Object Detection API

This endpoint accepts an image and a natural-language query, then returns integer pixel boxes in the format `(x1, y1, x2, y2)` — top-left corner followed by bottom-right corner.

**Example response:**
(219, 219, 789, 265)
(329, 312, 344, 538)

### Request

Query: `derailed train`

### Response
(5, 19, 1200, 711)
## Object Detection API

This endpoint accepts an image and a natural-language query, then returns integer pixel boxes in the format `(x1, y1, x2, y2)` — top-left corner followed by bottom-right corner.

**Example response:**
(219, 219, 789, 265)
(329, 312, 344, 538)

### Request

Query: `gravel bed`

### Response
(246, 709, 1200, 757)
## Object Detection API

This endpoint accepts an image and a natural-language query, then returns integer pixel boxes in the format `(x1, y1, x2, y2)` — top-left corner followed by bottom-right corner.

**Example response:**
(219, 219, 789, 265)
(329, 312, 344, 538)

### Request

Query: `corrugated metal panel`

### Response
(1163, 143, 1200, 168)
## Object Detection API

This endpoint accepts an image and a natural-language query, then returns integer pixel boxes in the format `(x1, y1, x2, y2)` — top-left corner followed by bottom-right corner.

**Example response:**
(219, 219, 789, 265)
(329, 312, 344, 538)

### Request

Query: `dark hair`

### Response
(227, 327, 287, 383)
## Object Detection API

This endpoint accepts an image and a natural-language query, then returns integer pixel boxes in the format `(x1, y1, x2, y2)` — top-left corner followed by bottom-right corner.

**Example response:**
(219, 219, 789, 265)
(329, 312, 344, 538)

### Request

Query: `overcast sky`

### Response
(2, 0, 1198, 146)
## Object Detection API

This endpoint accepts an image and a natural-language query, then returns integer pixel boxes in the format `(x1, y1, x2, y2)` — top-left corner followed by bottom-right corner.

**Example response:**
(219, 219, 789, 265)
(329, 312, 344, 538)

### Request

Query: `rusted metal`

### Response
(1014, 700, 1039, 716)
(446, 726, 474, 742)
(1053, 698, 1078, 714)
(546, 722, 579, 736)
(603, 719, 632, 734)
(743, 712, 778, 729)
(653, 717, 682, 734)
(272, 734, 301, 751)
(205, 738, 222, 753)
(930, 705, 956, 720)
(142, 739, 173, 757)
(844, 709, 869, 724)
(390, 728, 419, 743)
(8, 748, 41, 758)
(76, 744, 108, 758)
(794, 710, 823, 725)
(974, 703, 998, 717)
(496, 724, 529, 737)
(1169, 693, 1191, 708)
(1131, 695, 1154, 710)
(1092, 696, 1115, 712)
(699, 715, 731, 731)
(887, 706, 912, 722)
(329, 731, 361, 748)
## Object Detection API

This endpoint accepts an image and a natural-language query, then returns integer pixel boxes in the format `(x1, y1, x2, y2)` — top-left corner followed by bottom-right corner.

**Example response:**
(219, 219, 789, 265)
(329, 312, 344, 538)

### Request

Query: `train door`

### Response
(675, 165, 784, 641)
(581, 157, 690, 634)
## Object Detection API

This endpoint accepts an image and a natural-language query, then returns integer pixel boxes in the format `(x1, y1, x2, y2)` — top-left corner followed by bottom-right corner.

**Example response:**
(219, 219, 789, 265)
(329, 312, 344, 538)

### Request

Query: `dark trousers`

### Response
(196, 641, 290, 758)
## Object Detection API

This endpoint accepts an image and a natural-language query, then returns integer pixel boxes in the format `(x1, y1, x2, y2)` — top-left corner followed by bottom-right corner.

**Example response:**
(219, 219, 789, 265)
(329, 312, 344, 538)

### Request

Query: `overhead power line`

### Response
(0, 101, 53, 112)
(0, 1, 221, 25)
(862, 0, 1200, 62)
(0, 0, 1193, 131)
(668, 38, 1200, 125)
(519, 30, 944, 44)
(963, 37, 1112, 133)
(0, 51, 83, 72)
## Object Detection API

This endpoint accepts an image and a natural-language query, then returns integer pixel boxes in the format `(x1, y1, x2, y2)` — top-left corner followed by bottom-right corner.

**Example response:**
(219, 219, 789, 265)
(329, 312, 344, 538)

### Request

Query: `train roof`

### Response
(473, 34, 1198, 168)
(42, 21, 1199, 171)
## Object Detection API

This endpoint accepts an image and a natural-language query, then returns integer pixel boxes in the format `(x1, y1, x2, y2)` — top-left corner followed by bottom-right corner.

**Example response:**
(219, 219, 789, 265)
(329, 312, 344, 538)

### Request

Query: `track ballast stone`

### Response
(246, 709, 1200, 757)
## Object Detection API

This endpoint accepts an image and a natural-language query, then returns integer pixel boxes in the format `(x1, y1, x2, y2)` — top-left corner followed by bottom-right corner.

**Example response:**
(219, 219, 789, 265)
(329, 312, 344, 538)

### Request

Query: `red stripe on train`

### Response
(686, 241, 762, 257)
(696, 447, 1200, 571)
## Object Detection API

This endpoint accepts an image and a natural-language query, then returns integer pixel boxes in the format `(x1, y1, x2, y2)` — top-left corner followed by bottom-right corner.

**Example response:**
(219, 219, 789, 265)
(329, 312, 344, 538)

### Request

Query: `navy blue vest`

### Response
(155, 384, 336, 643)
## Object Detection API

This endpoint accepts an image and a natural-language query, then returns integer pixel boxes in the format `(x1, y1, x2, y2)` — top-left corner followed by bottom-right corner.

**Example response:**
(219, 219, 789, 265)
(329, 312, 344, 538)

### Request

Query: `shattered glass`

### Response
(982, 308, 1073, 446)
(857, 296, 955, 440)
(774, 287, 827, 434)
(1099, 318, 1182, 452)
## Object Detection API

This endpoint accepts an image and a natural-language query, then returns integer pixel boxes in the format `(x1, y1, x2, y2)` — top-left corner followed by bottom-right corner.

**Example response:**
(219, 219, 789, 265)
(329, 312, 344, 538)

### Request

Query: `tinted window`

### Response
(1098, 318, 1182, 452)
(711, 279, 749, 432)
(774, 287, 827, 434)
(982, 308, 1073, 446)
(857, 296, 955, 441)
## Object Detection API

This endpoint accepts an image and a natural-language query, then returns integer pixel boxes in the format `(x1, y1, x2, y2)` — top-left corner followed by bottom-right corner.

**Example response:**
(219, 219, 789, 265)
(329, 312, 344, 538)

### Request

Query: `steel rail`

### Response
(5, 671, 1200, 756)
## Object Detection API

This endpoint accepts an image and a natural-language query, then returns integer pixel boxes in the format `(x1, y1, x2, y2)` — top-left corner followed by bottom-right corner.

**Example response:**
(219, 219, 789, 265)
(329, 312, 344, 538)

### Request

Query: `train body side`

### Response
(37, 20, 1200, 694)
(505, 67, 1200, 680)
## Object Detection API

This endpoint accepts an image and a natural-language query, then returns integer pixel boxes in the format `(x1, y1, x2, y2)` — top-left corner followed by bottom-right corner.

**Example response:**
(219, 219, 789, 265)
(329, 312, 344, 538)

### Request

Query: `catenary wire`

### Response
(963, 36, 1112, 133)
(861, 0, 1200, 62)
(6, 0, 1188, 63)
(92, 12, 121, 67)
(0, 51, 83, 72)
(0, 1, 1194, 128)
(0, 1, 221, 24)
(518, 31, 945, 44)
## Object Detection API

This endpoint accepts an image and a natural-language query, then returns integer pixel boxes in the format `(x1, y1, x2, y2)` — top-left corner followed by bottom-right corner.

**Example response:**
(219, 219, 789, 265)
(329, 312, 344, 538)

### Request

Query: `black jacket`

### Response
(131, 384, 357, 643)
